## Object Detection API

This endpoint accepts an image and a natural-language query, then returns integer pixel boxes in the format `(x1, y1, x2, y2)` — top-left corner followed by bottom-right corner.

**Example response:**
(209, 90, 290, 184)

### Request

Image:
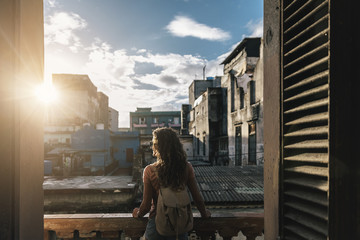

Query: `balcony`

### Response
(44, 211, 264, 240)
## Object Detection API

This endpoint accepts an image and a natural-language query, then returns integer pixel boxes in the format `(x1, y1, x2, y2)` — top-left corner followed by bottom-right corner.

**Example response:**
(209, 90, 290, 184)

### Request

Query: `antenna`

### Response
(203, 65, 206, 80)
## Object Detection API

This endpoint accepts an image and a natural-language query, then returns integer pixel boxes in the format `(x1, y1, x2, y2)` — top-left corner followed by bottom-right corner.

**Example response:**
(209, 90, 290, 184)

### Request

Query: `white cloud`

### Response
(81, 40, 225, 126)
(137, 49, 147, 54)
(85, 40, 136, 91)
(46, 35, 224, 127)
(246, 19, 263, 37)
(44, 12, 87, 52)
(165, 15, 231, 41)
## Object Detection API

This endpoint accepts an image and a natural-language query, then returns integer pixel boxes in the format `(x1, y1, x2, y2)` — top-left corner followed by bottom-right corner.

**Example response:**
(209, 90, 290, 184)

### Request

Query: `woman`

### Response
(132, 127, 211, 240)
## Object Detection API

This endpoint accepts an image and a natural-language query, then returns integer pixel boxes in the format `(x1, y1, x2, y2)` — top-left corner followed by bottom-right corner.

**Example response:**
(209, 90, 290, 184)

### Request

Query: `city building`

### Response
(111, 131, 140, 175)
(130, 107, 181, 142)
(108, 107, 119, 132)
(69, 125, 140, 175)
(97, 92, 109, 129)
(188, 77, 221, 107)
(71, 124, 113, 175)
(221, 37, 264, 166)
(44, 74, 115, 148)
(129, 107, 181, 164)
(187, 85, 228, 165)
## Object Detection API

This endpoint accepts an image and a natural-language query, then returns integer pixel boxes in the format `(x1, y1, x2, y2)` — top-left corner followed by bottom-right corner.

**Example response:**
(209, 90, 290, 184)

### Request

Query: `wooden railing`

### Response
(44, 211, 264, 240)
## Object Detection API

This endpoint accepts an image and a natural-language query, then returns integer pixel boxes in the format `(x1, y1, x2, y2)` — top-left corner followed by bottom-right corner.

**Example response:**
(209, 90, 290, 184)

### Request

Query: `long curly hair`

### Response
(152, 127, 187, 189)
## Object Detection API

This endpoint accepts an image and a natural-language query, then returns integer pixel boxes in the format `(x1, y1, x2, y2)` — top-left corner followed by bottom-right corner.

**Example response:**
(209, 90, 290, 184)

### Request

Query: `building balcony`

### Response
(150, 123, 165, 128)
(44, 211, 264, 240)
(247, 102, 260, 121)
(168, 123, 181, 128)
(133, 124, 147, 128)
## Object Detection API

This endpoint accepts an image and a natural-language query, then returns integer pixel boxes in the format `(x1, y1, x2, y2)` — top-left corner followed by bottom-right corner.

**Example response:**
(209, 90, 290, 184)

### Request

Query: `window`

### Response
(250, 80, 256, 104)
(219, 139, 228, 151)
(235, 126, 242, 166)
(240, 88, 245, 109)
(153, 117, 158, 124)
(197, 134, 200, 155)
(203, 135, 206, 156)
(248, 122, 256, 165)
(174, 117, 179, 124)
(231, 74, 235, 112)
(139, 117, 146, 124)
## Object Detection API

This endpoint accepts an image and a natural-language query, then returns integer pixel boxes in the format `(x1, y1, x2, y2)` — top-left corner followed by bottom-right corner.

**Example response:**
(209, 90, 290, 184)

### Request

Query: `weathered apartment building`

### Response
(222, 37, 264, 166)
(44, 74, 118, 146)
(129, 107, 181, 164)
(185, 37, 264, 166)
(184, 77, 228, 164)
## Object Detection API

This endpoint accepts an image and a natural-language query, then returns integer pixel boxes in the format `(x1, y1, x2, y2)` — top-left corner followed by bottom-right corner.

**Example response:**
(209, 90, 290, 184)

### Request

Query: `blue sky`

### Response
(44, 0, 263, 127)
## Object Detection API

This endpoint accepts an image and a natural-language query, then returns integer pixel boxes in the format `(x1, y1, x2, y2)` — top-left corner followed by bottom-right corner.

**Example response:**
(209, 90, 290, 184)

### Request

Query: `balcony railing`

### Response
(44, 211, 264, 240)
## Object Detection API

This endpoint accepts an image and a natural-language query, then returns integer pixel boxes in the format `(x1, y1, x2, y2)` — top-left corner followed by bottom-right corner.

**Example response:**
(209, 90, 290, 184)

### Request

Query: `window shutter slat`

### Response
(281, 0, 329, 239)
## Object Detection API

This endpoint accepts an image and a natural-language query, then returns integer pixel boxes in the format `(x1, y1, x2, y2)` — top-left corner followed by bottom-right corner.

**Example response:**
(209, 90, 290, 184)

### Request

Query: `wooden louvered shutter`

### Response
(280, 0, 329, 239)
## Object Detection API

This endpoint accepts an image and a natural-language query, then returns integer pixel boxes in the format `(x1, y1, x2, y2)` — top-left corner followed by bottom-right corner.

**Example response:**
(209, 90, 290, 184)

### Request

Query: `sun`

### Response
(35, 82, 58, 105)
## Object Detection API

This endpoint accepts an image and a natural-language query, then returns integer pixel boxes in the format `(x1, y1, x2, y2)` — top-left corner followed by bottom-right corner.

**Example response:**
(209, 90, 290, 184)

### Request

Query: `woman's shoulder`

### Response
(186, 161, 195, 174)
(144, 163, 158, 177)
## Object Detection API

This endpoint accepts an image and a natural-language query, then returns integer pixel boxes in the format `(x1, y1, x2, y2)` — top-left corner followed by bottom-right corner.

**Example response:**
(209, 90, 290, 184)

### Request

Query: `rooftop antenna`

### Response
(203, 65, 206, 80)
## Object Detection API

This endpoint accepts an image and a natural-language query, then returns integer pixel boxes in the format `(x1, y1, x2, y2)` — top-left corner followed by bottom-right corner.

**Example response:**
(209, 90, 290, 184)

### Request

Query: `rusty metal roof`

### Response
(193, 165, 263, 205)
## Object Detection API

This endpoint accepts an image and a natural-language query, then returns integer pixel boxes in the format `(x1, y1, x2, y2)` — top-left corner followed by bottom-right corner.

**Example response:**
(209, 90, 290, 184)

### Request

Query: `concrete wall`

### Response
(180, 136, 194, 161)
(112, 132, 140, 169)
(0, 0, 44, 239)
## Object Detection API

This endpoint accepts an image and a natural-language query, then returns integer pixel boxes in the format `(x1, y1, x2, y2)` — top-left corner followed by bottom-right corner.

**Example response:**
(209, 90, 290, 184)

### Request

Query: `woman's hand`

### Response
(202, 209, 211, 218)
(132, 208, 140, 218)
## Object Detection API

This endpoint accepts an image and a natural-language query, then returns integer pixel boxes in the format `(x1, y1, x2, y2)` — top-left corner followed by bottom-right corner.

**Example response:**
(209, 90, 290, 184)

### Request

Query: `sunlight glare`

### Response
(35, 82, 58, 105)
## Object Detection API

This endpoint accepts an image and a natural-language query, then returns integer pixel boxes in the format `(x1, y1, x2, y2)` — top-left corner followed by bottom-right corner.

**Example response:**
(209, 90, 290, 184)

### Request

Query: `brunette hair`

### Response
(153, 127, 187, 189)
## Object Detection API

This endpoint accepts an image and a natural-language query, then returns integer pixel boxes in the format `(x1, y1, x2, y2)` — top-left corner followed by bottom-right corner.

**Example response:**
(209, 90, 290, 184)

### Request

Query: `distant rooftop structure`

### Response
(221, 37, 261, 65)
(135, 107, 152, 112)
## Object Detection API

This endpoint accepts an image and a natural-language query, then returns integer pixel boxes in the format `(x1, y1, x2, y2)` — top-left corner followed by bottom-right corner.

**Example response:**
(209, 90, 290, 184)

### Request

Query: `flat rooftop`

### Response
(43, 176, 136, 190)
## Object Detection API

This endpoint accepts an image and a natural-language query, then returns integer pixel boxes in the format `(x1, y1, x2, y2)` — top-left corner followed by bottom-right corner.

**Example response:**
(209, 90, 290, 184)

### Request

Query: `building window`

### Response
(174, 117, 179, 124)
(248, 122, 256, 165)
(220, 139, 228, 151)
(203, 135, 206, 156)
(153, 117, 158, 124)
(231, 74, 235, 112)
(250, 80, 256, 105)
(240, 88, 245, 109)
(235, 126, 242, 166)
(197, 134, 200, 155)
(139, 117, 146, 124)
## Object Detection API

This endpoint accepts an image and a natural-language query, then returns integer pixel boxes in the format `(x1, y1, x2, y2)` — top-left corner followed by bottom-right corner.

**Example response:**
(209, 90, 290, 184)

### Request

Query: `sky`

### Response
(44, 0, 263, 127)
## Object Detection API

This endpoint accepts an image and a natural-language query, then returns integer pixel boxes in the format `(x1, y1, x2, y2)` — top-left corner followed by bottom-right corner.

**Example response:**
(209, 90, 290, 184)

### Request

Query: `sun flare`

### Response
(35, 83, 58, 105)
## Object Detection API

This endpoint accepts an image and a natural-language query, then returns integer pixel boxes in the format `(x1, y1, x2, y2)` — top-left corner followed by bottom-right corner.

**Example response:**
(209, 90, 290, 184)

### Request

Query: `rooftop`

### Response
(194, 165, 263, 205)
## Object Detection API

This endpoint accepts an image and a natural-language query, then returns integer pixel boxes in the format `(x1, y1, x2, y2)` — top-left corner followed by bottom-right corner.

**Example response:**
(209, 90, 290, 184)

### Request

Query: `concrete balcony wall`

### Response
(44, 212, 264, 240)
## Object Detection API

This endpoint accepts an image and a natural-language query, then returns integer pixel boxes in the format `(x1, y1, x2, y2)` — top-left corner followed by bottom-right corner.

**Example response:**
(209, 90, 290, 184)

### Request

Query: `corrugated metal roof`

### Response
(193, 165, 263, 205)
